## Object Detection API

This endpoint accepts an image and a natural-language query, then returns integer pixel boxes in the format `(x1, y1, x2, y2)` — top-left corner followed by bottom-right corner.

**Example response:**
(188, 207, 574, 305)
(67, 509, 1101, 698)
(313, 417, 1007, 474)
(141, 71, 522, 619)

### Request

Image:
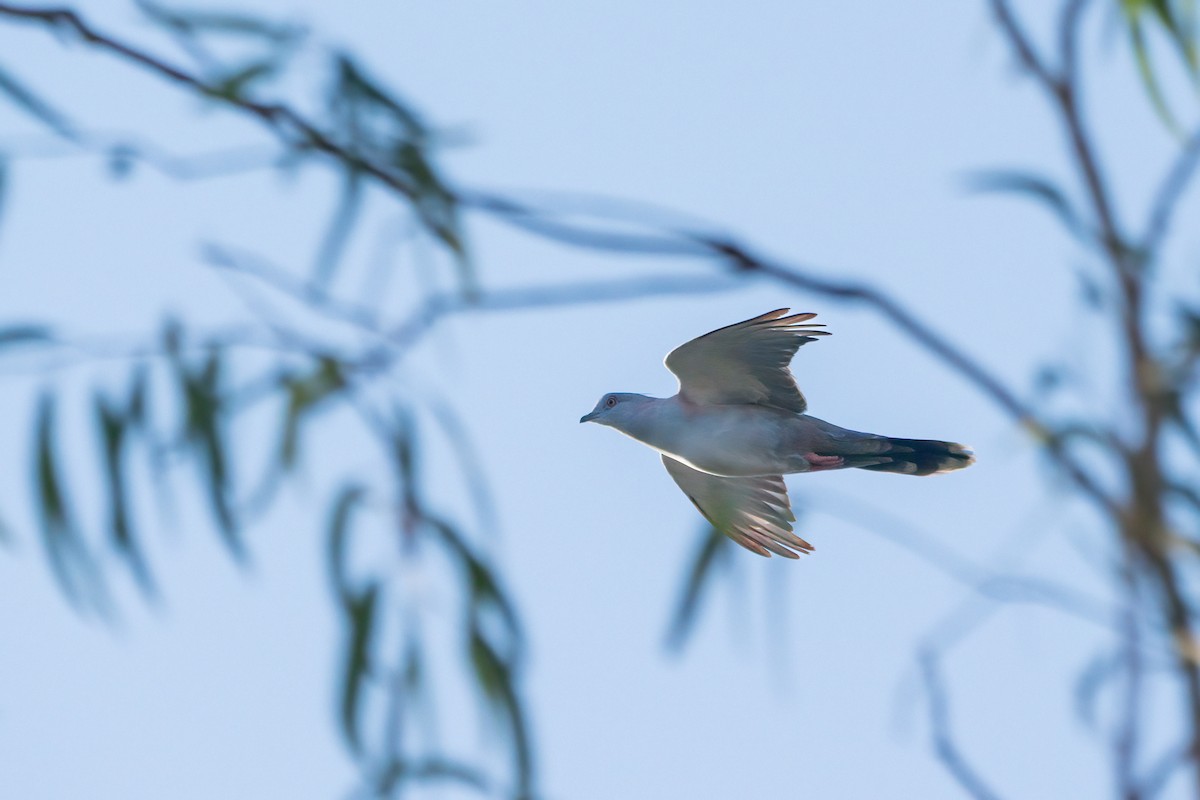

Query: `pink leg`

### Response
(804, 453, 844, 472)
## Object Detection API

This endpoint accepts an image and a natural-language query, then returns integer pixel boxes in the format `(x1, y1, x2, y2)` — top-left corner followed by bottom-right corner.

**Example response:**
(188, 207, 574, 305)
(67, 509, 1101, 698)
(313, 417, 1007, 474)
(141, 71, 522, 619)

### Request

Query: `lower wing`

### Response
(660, 455, 812, 558)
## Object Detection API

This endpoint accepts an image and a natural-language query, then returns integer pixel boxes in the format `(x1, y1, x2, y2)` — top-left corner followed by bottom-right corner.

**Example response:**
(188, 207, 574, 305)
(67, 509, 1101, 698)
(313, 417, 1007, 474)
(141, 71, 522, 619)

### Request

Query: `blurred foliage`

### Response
(0, 2, 525, 795)
(1, 1, 1200, 799)
(1120, 0, 1200, 133)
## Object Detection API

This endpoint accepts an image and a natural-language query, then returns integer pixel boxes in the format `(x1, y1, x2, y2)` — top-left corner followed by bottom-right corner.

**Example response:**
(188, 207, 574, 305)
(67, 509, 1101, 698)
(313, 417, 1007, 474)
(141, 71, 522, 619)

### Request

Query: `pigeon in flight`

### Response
(580, 309, 974, 558)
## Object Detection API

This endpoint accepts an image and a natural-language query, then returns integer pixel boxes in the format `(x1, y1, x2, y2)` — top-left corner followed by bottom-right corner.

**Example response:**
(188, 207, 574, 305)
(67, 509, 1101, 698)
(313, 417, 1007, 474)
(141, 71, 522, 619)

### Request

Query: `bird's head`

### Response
(579, 392, 653, 426)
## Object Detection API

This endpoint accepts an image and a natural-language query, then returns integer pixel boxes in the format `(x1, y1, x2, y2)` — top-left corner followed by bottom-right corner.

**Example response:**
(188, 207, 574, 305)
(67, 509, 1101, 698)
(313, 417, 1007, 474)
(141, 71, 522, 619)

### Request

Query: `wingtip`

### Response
(759, 310, 831, 338)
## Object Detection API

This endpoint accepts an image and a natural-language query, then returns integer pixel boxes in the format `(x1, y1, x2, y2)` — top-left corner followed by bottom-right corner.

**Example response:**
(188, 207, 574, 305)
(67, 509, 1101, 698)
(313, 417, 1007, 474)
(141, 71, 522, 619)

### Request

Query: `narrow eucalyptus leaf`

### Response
(162, 317, 184, 358)
(967, 170, 1086, 239)
(34, 392, 109, 614)
(326, 484, 365, 604)
(469, 626, 506, 707)
(280, 382, 305, 472)
(312, 171, 365, 286)
(209, 60, 277, 101)
(179, 347, 242, 560)
(137, 1, 303, 43)
(665, 526, 731, 651)
(96, 393, 156, 598)
(279, 357, 345, 471)
(0, 157, 7, 244)
(126, 364, 150, 432)
(339, 581, 379, 756)
(1073, 650, 1121, 729)
(202, 354, 235, 545)
(468, 626, 534, 795)
(428, 516, 522, 644)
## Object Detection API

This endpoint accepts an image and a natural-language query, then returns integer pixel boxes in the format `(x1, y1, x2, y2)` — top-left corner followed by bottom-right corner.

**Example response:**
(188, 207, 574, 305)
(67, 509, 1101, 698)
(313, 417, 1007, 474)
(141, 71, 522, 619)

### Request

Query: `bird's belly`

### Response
(657, 408, 793, 477)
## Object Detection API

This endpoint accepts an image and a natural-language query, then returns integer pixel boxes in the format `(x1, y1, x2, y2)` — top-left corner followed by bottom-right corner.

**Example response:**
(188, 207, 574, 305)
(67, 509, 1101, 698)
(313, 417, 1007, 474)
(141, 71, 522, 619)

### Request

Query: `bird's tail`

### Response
(835, 437, 975, 476)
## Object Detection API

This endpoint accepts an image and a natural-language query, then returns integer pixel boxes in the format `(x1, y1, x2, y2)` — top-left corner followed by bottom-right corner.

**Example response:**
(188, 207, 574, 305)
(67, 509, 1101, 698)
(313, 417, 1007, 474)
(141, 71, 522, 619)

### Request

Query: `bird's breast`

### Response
(649, 403, 797, 477)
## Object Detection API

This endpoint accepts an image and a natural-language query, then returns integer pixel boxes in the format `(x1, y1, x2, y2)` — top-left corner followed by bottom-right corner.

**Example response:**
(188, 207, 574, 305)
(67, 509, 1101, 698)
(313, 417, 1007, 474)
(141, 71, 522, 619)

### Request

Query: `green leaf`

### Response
(125, 364, 150, 432)
(469, 624, 534, 795)
(137, 1, 304, 43)
(967, 170, 1087, 240)
(0, 157, 7, 245)
(326, 483, 365, 605)
(173, 342, 242, 560)
(331, 54, 427, 138)
(96, 390, 156, 598)
(387, 407, 417, 483)
(161, 316, 184, 357)
(312, 170, 365, 286)
(394, 141, 473, 291)
(427, 516, 522, 646)
(33, 392, 109, 614)
(279, 356, 345, 471)
(665, 526, 732, 651)
(1121, 0, 1199, 135)
(324, 54, 472, 286)
(36, 393, 74, 590)
(208, 60, 278, 101)
(339, 581, 379, 756)
(402, 636, 423, 693)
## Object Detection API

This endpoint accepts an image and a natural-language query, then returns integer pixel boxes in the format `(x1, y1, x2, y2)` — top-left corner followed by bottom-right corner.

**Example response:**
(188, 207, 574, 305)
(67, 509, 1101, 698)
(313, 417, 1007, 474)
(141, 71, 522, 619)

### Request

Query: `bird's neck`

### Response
(611, 396, 683, 451)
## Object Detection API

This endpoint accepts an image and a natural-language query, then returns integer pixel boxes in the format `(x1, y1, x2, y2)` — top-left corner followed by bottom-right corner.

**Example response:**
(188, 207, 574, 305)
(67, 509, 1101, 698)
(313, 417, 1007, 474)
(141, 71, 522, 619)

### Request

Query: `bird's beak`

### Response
(580, 411, 599, 424)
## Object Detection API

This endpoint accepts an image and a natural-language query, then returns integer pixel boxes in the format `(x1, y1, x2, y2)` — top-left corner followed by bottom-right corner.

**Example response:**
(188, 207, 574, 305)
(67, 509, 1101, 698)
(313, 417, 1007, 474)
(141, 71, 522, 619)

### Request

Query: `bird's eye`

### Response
(606, 396, 617, 408)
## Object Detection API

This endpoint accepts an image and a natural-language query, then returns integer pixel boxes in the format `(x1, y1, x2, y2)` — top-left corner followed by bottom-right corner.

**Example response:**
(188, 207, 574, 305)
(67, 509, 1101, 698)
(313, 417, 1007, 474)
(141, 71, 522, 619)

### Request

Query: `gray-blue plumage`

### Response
(580, 309, 974, 558)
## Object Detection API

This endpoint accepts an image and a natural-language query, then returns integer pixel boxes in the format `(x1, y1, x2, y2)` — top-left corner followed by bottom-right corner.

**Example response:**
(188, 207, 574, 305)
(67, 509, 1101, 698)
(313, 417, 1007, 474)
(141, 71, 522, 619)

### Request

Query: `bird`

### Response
(580, 309, 974, 558)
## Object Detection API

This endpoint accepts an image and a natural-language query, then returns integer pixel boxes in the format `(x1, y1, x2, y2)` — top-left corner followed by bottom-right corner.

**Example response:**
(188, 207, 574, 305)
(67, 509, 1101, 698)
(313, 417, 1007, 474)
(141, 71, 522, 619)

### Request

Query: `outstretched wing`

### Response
(661, 455, 812, 558)
(664, 309, 828, 413)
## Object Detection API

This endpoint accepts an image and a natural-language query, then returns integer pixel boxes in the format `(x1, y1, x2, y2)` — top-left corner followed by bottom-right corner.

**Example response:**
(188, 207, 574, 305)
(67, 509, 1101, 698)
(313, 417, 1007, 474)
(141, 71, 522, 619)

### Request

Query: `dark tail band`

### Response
(840, 437, 974, 476)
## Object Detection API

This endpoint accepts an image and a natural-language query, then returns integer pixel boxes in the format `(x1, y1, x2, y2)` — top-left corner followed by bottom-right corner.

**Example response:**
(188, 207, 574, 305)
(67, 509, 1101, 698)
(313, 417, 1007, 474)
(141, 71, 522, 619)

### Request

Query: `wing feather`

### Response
(664, 309, 828, 413)
(661, 455, 813, 559)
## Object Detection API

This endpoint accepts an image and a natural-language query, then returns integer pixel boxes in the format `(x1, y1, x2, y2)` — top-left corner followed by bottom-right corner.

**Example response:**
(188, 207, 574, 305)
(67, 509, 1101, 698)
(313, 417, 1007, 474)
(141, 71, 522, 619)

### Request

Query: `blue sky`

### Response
(0, 1, 1191, 798)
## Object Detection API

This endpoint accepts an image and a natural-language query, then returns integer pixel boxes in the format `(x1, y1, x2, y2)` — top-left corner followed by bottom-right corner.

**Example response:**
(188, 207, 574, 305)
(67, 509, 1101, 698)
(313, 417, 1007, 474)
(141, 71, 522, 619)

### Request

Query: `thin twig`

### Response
(989, 0, 1057, 86)
(992, 3, 1200, 797)
(920, 649, 1005, 800)
(1143, 126, 1200, 257)
(1115, 558, 1144, 800)
(0, 2, 1123, 526)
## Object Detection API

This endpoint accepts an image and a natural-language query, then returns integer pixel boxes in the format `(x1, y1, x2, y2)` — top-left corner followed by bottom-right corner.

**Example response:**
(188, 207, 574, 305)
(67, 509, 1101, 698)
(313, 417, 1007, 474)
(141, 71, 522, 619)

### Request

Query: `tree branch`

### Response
(920, 649, 1005, 800)
(992, 3, 1200, 796)
(0, 1, 1123, 524)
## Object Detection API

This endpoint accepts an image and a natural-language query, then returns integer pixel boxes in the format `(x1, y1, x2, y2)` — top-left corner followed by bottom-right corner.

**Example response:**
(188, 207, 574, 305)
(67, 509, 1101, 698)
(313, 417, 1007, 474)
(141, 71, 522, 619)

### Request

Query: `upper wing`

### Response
(661, 455, 813, 559)
(664, 309, 828, 413)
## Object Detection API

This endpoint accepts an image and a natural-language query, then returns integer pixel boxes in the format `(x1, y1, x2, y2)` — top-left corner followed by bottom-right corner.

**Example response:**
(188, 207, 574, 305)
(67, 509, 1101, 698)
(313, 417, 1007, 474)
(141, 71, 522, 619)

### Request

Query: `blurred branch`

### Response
(0, 3, 1121, 529)
(920, 649, 1005, 800)
(1143, 741, 1193, 799)
(815, 486, 1114, 627)
(0, 130, 285, 180)
(208, 241, 741, 340)
(991, 2, 1200, 797)
(1116, 562, 1144, 800)
(4, 3, 1200, 799)
(0, 3, 430, 208)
